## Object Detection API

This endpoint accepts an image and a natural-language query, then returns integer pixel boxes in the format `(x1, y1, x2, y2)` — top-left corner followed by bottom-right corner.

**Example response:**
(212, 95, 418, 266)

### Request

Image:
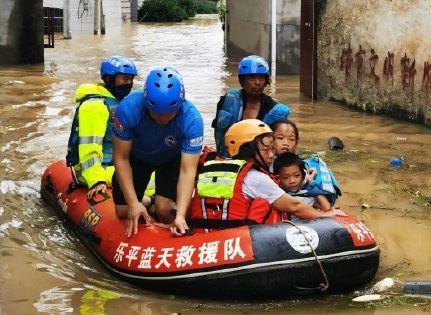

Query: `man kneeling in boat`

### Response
(112, 67, 204, 238)
(189, 119, 345, 233)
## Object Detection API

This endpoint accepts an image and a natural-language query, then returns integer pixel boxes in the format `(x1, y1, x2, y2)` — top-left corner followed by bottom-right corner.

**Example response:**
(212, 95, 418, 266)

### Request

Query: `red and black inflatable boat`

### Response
(41, 160, 380, 299)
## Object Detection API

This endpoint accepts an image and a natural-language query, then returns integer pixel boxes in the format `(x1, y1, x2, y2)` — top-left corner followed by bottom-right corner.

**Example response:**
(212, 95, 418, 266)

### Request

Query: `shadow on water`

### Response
(0, 15, 430, 314)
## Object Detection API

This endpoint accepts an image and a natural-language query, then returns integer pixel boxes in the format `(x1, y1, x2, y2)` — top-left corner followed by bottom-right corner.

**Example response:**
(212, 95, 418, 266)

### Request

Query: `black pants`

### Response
(112, 153, 180, 205)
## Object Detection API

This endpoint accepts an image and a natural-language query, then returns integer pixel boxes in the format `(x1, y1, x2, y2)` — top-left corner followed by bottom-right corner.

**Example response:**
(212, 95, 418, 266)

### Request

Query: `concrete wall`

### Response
(225, 0, 300, 75)
(121, 0, 131, 21)
(317, 0, 431, 126)
(131, 0, 145, 22)
(275, 0, 301, 74)
(43, 0, 122, 34)
(0, 0, 44, 64)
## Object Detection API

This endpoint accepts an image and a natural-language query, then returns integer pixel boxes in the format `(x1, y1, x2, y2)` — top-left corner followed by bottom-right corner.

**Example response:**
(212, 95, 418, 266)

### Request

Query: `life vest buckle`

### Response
(212, 204, 221, 217)
(204, 202, 222, 218)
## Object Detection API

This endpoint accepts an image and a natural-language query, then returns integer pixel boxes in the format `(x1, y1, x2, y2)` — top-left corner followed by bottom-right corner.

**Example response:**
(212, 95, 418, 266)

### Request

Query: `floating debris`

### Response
(328, 136, 344, 150)
(3, 80, 25, 85)
(349, 203, 396, 210)
(389, 157, 403, 168)
(373, 277, 395, 293)
(352, 294, 383, 302)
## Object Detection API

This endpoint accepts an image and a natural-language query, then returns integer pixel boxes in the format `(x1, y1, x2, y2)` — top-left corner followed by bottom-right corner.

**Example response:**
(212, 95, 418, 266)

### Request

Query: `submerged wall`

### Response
(225, 0, 300, 74)
(317, 0, 431, 127)
(0, 0, 44, 64)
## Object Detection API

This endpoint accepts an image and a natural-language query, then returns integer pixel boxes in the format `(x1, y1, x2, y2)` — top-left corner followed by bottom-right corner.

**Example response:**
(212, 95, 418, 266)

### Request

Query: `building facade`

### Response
(43, 0, 125, 35)
(224, 0, 301, 76)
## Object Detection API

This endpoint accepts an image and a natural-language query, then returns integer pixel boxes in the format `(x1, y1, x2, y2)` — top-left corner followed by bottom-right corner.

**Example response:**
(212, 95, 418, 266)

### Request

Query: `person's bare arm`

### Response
(314, 195, 331, 211)
(272, 194, 345, 219)
(170, 152, 200, 236)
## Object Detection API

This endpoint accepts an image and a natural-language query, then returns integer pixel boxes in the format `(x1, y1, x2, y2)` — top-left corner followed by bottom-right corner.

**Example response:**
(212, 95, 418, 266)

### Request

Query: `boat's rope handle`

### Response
(283, 220, 329, 292)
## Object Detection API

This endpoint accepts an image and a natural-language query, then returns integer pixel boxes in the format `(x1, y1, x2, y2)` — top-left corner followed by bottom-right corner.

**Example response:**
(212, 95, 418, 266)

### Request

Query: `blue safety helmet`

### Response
(143, 67, 185, 114)
(238, 55, 270, 76)
(100, 56, 138, 79)
(238, 55, 270, 86)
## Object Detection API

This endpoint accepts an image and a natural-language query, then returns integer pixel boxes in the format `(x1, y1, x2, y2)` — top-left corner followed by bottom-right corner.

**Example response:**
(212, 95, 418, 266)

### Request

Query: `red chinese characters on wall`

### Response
(421, 61, 431, 93)
(340, 44, 353, 80)
(368, 49, 380, 84)
(383, 52, 394, 85)
(339, 46, 428, 93)
(355, 45, 366, 84)
(400, 53, 416, 90)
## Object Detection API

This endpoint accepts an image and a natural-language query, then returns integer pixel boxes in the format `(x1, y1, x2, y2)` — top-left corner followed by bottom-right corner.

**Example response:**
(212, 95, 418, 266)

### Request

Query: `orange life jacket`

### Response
(189, 159, 283, 233)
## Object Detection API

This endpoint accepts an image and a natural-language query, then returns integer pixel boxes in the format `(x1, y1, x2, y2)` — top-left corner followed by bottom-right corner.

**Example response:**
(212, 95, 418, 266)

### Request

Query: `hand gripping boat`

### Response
(41, 160, 380, 299)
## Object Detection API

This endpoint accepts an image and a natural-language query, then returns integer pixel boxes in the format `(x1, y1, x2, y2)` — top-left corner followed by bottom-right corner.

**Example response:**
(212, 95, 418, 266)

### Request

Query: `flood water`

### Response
(1, 15, 431, 315)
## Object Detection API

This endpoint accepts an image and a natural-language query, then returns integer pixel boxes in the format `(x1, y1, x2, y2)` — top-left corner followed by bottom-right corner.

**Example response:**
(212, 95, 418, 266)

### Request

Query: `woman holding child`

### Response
(189, 119, 344, 233)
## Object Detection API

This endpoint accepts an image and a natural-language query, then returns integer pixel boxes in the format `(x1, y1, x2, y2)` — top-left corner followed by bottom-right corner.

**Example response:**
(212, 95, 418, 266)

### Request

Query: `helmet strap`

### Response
(251, 139, 270, 172)
(103, 74, 116, 94)
(238, 75, 245, 87)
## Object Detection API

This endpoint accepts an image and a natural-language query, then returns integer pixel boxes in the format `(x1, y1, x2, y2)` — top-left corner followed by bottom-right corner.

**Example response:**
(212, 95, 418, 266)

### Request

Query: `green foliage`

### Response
(217, 0, 226, 22)
(138, 0, 188, 22)
(178, 0, 195, 16)
(138, 0, 217, 22)
(194, 0, 218, 14)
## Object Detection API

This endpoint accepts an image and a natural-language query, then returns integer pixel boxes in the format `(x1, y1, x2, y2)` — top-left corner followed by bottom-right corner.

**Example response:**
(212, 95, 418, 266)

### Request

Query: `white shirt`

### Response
(242, 168, 285, 204)
(294, 194, 317, 207)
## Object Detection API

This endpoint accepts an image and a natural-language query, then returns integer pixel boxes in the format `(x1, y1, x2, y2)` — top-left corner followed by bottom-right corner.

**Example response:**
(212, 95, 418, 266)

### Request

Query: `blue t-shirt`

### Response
(113, 89, 204, 166)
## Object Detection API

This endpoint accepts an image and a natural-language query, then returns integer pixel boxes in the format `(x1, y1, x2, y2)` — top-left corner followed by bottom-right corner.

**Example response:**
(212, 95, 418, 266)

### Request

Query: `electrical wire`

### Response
(78, 0, 90, 19)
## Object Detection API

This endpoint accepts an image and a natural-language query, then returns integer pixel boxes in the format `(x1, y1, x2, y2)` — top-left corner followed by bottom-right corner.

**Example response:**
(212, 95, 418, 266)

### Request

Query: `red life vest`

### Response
(189, 159, 283, 233)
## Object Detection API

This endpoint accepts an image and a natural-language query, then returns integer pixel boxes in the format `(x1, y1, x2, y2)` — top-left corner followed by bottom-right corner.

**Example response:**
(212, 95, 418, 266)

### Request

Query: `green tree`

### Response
(178, 0, 196, 17)
(194, 0, 217, 14)
(138, 0, 188, 22)
(138, 0, 218, 22)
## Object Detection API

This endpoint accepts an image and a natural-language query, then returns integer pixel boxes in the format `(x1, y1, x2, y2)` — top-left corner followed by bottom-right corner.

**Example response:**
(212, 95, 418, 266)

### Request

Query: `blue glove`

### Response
(263, 103, 291, 125)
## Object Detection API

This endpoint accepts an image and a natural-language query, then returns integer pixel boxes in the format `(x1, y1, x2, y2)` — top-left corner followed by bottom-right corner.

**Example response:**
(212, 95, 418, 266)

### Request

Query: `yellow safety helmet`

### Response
(225, 119, 273, 157)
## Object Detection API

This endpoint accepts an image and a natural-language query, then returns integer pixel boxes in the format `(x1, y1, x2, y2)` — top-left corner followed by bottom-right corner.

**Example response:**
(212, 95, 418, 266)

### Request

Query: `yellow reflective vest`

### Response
(71, 83, 117, 188)
(68, 84, 157, 196)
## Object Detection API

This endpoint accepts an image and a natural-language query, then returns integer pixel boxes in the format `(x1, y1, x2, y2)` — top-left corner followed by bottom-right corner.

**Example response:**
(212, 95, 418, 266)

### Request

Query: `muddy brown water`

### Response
(1, 15, 430, 315)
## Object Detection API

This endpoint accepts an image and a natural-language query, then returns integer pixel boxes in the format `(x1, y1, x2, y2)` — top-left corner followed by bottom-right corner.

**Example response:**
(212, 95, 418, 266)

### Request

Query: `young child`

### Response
(270, 119, 299, 155)
(273, 152, 332, 211)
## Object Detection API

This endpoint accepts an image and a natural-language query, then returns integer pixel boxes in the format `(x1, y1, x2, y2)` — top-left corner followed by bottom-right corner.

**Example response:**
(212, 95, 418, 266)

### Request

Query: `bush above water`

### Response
(138, 0, 218, 22)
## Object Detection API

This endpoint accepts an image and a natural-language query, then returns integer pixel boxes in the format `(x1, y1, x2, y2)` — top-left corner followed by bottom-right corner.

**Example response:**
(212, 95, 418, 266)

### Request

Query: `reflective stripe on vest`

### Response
(197, 160, 247, 199)
(199, 197, 229, 221)
(81, 156, 102, 171)
(80, 135, 104, 145)
(74, 156, 103, 179)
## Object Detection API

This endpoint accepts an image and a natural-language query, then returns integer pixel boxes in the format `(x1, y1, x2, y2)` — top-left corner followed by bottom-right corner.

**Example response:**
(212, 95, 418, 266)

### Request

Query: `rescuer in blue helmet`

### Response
(212, 55, 291, 157)
(66, 56, 137, 198)
(111, 66, 204, 238)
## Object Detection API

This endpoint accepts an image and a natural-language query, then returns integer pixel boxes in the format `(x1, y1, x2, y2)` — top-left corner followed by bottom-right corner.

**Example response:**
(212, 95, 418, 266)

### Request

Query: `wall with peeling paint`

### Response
(317, 0, 431, 126)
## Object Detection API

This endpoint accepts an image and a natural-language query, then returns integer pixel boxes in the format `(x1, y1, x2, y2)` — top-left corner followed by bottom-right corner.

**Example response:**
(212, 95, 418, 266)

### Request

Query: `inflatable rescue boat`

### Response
(41, 160, 380, 299)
